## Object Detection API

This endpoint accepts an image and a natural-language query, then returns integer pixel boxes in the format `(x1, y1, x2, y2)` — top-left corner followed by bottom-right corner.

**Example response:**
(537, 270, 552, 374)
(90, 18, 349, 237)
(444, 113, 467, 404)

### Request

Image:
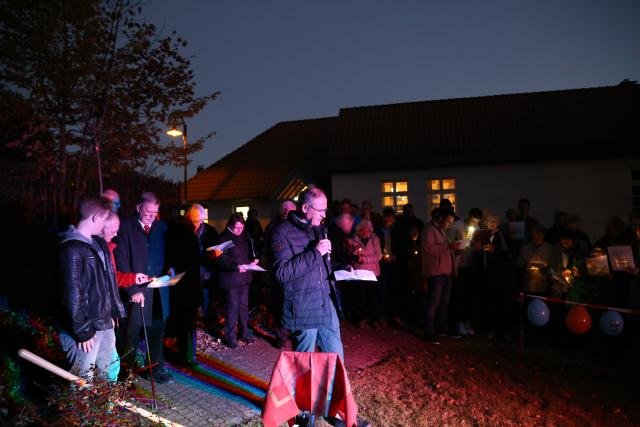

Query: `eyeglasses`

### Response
(307, 204, 327, 214)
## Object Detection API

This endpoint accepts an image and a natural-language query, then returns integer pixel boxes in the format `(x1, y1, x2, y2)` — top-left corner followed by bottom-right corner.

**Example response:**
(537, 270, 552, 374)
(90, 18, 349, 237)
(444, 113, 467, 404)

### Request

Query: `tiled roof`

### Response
(188, 117, 337, 201)
(190, 83, 640, 201)
(327, 83, 640, 173)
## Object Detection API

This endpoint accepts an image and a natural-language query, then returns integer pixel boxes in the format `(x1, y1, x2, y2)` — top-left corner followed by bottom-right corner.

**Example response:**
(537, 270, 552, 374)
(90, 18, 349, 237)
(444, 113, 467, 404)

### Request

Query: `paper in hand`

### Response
(334, 269, 377, 282)
(243, 264, 266, 272)
(606, 246, 635, 271)
(145, 272, 185, 288)
(206, 240, 235, 252)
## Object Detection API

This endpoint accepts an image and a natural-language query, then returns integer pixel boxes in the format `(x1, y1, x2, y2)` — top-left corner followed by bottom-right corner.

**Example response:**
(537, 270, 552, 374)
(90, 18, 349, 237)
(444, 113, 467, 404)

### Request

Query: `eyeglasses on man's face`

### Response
(307, 204, 327, 214)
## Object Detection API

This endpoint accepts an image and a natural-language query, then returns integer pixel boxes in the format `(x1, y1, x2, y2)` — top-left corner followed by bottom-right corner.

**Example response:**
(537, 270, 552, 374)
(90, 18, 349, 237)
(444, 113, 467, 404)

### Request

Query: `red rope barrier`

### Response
(521, 293, 640, 315)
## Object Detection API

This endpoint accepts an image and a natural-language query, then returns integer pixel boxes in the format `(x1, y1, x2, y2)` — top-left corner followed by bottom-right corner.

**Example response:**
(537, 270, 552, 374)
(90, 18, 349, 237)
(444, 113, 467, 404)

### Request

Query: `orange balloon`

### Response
(566, 305, 591, 334)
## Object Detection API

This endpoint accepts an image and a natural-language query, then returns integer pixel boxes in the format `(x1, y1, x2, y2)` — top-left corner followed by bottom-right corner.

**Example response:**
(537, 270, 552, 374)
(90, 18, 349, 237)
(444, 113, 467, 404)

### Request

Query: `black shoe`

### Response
(173, 358, 198, 369)
(223, 338, 238, 349)
(239, 335, 255, 344)
(424, 334, 441, 344)
(325, 415, 371, 427)
(154, 365, 175, 385)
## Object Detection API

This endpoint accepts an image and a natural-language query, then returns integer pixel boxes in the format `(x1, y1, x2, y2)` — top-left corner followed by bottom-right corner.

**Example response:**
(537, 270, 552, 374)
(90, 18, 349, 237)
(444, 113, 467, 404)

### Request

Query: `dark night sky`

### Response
(141, 1, 640, 182)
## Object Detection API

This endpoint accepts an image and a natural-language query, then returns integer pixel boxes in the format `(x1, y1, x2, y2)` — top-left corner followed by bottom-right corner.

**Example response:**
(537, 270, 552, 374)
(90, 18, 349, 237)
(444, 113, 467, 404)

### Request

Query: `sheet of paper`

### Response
(244, 264, 266, 272)
(334, 270, 357, 281)
(206, 240, 235, 252)
(606, 245, 636, 271)
(146, 272, 185, 288)
(585, 255, 610, 276)
(354, 269, 378, 281)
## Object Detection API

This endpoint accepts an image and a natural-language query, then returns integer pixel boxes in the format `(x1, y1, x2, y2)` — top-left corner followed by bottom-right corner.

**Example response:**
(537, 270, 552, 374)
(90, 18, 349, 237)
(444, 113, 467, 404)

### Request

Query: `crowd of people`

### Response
(55, 187, 640, 386)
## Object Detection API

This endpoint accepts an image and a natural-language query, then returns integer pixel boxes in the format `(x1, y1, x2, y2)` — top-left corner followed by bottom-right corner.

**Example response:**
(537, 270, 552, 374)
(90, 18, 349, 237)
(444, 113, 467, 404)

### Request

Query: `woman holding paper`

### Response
(216, 213, 259, 348)
(350, 220, 383, 329)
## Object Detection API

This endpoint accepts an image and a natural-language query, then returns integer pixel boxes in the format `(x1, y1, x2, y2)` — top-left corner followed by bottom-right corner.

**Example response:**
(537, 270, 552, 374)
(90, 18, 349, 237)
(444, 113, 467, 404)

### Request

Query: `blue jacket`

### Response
(271, 212, 335, 331)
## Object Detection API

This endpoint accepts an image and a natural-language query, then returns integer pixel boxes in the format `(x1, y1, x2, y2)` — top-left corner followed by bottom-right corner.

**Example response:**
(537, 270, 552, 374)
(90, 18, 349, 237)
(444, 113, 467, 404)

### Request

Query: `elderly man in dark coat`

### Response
(114, 192, 173, 384)
(271, 186, 344, 361)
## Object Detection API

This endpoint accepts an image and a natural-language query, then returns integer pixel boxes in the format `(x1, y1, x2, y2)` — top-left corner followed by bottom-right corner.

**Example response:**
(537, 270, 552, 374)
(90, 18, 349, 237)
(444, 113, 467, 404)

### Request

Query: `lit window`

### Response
(234, 205, 250, 219)
(381, 181, 409, 213)
(429, 178, 456, 212)
(442, 179, 455, 190)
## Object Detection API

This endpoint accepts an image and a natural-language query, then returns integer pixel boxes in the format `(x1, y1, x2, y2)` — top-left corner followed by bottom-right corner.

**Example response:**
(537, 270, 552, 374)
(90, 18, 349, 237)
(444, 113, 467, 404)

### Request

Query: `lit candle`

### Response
(467, 225, 476, 239)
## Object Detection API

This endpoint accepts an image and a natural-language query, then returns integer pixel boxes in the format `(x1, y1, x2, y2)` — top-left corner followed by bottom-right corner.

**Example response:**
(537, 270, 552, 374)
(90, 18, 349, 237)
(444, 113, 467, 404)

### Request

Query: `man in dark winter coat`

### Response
(186, 204, 219, 326)
(165, 213, 202, 366)
(114, 192, 174, 384)
(57, 195, 126, 380)
(271, 186, 344, 361)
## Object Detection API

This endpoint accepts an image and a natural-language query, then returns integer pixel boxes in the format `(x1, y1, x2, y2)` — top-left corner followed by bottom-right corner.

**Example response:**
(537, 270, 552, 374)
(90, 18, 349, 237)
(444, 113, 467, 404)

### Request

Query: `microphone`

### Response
(320, 225, 331, 263)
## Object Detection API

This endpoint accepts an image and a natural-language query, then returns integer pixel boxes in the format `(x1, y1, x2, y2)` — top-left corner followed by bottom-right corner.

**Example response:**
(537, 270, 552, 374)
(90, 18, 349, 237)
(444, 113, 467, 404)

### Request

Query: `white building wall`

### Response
(332, 157, 640, 242)
(196, 199, 276, 232)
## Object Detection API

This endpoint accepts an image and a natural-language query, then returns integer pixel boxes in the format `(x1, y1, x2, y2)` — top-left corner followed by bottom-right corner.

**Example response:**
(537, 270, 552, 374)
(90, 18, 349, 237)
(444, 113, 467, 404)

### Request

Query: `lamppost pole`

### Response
(181, 118, 188, 203)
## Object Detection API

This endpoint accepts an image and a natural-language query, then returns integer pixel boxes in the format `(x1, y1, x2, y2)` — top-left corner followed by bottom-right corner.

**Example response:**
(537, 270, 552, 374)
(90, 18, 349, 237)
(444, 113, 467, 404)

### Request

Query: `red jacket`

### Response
(421, 221, 454, 278)
(262, 351, 358, 427)
(107, 241, 137, 288)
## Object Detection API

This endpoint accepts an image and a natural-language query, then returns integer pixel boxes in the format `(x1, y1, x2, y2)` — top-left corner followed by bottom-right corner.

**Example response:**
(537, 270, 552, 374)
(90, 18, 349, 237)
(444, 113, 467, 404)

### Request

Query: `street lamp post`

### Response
(167, 118, 188, 203)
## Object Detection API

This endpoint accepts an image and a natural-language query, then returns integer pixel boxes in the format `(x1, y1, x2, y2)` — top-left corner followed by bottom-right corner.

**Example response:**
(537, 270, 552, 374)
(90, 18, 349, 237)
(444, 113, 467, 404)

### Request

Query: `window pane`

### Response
(443, 193, 456, 204)
(234, 206, 250, 219)
(383, 196, 394, 207)
(382, 182, 394, 193)
(431, 194, 441, 205)
(396, 181, 408, 192)
(431, 179, 441, 191)
(442, 178, 455, 190)
(396, 195, 409, 206)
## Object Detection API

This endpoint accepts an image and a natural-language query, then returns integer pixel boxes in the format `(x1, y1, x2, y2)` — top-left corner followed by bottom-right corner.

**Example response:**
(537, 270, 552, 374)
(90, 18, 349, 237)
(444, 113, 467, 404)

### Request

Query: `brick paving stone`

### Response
(135, 321, 422, 426)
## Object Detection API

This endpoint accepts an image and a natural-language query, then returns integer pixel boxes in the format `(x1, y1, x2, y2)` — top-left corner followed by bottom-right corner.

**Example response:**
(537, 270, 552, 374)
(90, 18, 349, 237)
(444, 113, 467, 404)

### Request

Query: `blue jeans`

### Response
(291, 305, 344, 362)
(425, 275, 453, 335)
(59, 328, 118, 381)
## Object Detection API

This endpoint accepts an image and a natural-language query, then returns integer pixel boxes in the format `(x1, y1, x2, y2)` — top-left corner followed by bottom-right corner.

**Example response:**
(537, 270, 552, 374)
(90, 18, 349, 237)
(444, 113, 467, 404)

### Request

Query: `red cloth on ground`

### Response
(262, 351, 358, 427)
(107, 241, 137, 287)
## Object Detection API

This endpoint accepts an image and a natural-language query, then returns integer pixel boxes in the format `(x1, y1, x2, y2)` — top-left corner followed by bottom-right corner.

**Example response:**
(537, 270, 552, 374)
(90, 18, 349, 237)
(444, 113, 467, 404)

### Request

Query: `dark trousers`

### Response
(223, 282, 250, 343)
(425, 274, 453, 335)
(479, 268, 511, 335)
(353, 280, 380, 322)
(379, 261, 394, 320)
(451, 267, 477, 323)
(122, 308, 166, 368)
(174, 306, 198, 363)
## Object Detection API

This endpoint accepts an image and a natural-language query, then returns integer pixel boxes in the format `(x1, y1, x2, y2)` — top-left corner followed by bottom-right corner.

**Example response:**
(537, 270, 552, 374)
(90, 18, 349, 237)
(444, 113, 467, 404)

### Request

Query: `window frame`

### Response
(428, 177, 457, 213)
(381, 180, 409, 214)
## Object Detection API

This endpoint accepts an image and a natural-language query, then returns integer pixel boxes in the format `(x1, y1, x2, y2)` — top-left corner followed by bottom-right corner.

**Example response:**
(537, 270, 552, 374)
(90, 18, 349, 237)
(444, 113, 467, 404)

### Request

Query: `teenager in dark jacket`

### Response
(216, 213, 259, 348)
(57, 195, 125, 381)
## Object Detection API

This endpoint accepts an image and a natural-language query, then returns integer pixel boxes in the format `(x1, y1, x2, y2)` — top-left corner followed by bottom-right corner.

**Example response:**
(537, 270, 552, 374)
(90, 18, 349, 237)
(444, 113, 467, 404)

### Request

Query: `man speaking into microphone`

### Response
(271, 186, 344, 361)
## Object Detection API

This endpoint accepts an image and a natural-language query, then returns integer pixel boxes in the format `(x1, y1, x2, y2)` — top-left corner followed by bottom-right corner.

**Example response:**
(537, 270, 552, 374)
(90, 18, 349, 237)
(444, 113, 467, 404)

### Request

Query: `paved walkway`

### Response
(137, 322, 425, 426)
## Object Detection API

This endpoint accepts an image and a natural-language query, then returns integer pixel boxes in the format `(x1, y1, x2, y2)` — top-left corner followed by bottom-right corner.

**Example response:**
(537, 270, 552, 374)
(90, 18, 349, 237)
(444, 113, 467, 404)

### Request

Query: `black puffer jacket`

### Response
(57, 227, 126, 342)
(271, 212, 334, 331)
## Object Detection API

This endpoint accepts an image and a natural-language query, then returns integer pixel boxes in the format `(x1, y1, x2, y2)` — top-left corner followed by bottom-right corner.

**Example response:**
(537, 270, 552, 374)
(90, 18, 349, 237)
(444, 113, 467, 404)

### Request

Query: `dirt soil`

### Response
(350, 337, 640, 427)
